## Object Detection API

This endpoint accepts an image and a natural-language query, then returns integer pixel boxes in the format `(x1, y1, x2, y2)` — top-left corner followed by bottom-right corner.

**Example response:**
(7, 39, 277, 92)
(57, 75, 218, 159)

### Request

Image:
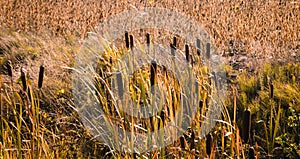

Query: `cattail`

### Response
(146, 33, 150, 46)
(249, 147, 255, 159)
(197, 48, 201, 56)
(206, 43, 210, 59)
(199, 100, 203, 111)
(242, 109, 251, 143)
(196, 38, 201, 50)
(270, 82, 274, 99)
(205, 99, 209, 109)
(20, 68, 27, 91)
(173, 36, 177, 47)
(116, 72, 123, 98)
(206, 132, 213, 156)
(109, 56, 113, 65)
(195, 81, 199, 98)
(190, 130, 195, 150)
(150, 60, 157, 87)
(185, 44, 189, 62)
(149, 112, 154, 131)
(7, 60, 12, 77)
(212, 71, 218, 90)
(180, 136, 185, 149)
(125, 31, 129, 49)
(160, 110, 165, 126)
(158, 111, 165, 128)
(170, 43, 176, 57)
(38, 65, 44, 89)
(130, 35, 134, 49)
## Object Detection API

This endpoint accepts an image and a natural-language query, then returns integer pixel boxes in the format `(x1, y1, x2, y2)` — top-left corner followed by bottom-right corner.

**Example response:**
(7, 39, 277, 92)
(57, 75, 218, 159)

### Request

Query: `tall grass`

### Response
(0, 0, 299, 158)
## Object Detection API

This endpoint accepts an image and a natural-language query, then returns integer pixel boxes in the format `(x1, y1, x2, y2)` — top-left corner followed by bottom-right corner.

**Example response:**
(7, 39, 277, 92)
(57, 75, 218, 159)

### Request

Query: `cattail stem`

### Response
(38, 65, 44, 89)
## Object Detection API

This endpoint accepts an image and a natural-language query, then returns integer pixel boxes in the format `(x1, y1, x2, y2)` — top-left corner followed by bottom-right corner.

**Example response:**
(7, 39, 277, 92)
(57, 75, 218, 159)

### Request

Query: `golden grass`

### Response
(0, 0, 299, 158)
(0, 0, 299, 59)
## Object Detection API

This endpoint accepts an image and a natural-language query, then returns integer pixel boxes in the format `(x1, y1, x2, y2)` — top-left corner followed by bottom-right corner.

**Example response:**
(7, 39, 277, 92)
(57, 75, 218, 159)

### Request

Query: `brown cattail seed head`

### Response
(38, 65, 44, 89)
(197, 39, 201, 49)
(170, 43, 176, 57)
(180, 136, 185, 149)
(7, 60, 12, 77)
(20, 68, 27, 91)
(125, 31, 129, 49)
(173, 36, 177, 48)
(206, 132, 213, 156)
(185, 44, 189, 62)
(150, 60, 157, 87)
(190, 130, 195, 150)
(242, 109, 251, 143)
(146, 33, 150, 46)
(129, 35, 134, 49)
(206, 43, 211, 59)
(116, 72, 123, 98)
(249, 147, 255, 159)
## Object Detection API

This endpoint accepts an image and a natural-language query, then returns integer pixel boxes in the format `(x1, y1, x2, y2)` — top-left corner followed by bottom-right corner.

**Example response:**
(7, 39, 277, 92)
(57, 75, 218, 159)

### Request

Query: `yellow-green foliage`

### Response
(235, 63, 300, 157)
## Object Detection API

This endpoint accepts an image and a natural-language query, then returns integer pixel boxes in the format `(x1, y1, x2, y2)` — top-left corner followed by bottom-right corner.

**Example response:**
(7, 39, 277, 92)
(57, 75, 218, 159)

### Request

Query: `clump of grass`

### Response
(233, 63, 300, 158)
